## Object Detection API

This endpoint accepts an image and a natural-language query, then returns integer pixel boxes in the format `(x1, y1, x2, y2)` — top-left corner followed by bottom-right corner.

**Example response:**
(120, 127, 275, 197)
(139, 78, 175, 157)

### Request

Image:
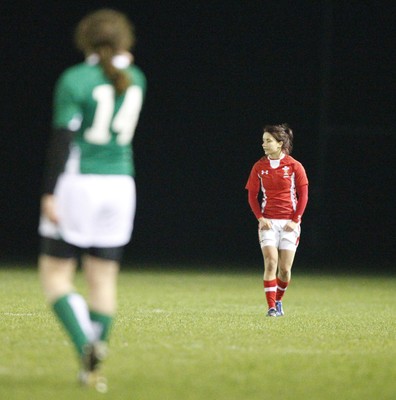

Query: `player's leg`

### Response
(275, 221, 300, 315)
(38, 239, 95, 356)
(81, 176, 133, 341)
(278, 249, 296, 283)
(275, 249, 296, 316)
(261, 245, 279, 315)
(83, 252, 121, 342)
(75, 175, 133, 389)
(78, 251, 120, 391)
(275, 249, 296, 315)
(259, 222, 281, 316)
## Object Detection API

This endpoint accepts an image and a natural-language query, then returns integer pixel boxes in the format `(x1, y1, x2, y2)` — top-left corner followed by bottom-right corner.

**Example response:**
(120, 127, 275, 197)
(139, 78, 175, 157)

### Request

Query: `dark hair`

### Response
(263, 123, 294, 155)
(74, 9, 135, 95)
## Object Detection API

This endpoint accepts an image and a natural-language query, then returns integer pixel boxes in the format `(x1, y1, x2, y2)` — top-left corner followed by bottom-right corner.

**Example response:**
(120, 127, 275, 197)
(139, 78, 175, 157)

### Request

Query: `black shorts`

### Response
(40, 237, 124, 262)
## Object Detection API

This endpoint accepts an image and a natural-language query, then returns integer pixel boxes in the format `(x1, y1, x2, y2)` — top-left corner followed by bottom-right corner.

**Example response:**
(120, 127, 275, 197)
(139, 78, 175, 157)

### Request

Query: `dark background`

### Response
(1, 1, 395, 272)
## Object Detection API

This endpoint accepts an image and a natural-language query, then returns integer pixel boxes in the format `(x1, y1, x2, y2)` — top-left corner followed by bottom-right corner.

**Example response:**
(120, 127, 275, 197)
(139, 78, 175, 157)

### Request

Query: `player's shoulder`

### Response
(252, 156, 268, 169)
(284, 154, 304, 168)
(56, 62, 91, 87)
(284, 155, 307, 179)
(130, 64, 145, 79)
(129, 64, 147, 90)
(60, 62, 90, 78)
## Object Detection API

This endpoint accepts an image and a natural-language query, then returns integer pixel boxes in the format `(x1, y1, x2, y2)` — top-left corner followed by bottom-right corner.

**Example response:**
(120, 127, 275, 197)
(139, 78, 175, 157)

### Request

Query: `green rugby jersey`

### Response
(53, 57, 146, 176)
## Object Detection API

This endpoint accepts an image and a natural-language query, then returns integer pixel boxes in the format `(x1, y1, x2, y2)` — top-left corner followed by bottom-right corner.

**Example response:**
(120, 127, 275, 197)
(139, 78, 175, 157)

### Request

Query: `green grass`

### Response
(1, 264, 396, 400)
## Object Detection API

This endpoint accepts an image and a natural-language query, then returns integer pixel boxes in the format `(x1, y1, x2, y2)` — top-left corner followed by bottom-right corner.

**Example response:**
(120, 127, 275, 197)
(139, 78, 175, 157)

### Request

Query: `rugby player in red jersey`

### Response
(246, 124, 308, 317)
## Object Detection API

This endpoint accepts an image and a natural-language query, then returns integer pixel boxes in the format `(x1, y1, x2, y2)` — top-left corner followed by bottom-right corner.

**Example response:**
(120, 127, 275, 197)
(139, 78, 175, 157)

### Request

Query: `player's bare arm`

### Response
(283, 220, 298, 232)
(41, 194, 58, 224)
(258, 217, 272, 230)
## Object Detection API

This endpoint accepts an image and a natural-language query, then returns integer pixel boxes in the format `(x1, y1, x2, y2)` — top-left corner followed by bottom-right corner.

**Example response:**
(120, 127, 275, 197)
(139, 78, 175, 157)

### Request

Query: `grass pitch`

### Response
(0, 264, 395, 400)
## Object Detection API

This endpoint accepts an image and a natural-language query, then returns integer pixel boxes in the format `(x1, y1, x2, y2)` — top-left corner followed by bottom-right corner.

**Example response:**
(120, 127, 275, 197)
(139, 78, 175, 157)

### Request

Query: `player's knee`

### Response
(278, 268, 291, 281)
(264, 257, 277, 272)
(38, 255, 76, 302)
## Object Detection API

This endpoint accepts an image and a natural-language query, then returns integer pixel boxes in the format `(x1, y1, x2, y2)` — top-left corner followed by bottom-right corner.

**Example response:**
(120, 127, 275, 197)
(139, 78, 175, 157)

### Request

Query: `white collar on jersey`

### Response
(85, 52, 134, 69)
(268, 152, 285, 169)
(267, 152, 285, 161)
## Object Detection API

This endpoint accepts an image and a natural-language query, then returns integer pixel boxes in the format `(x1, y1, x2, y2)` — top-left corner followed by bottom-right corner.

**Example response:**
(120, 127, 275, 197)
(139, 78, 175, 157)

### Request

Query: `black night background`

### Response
(1, 1, 395, 273)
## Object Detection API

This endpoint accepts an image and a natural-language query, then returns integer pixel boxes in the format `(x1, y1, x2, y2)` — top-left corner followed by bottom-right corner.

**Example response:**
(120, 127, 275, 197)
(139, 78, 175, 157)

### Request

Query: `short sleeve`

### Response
(52, 71, 82, 130)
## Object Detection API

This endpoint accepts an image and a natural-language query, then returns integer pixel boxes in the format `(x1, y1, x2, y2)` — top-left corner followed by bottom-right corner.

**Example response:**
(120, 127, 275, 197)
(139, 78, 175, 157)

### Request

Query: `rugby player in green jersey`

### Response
(38, 9, 147, 391)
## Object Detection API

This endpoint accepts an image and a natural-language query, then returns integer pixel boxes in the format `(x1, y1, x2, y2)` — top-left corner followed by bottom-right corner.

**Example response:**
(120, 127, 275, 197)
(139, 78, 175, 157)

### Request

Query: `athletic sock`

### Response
(52, 293, 94, 355)
(89, 310, 114, 342)
(263, 279, 277, 309)
(276, 278, 289, 302)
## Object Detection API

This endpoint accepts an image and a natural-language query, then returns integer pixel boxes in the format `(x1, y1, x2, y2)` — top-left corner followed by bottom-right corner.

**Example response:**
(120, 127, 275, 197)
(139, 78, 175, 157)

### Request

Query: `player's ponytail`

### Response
(280, 123, 293, 155)
(74, 9, 135, 95)
(96, 45, 131, 95)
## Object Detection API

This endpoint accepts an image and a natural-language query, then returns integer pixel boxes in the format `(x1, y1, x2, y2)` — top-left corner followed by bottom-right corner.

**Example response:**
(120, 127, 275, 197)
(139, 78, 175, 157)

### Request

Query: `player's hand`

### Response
(284, 220, 298, 232)
(41, 194, 59, 224)
(258, 217, 272, 230)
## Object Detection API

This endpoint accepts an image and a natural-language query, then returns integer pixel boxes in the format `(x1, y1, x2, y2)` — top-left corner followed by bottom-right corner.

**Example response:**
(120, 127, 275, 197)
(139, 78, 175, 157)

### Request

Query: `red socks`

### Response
(263, 279, 277, 309)
(264, 278, 290, 309)
(276, 278, 289, 301)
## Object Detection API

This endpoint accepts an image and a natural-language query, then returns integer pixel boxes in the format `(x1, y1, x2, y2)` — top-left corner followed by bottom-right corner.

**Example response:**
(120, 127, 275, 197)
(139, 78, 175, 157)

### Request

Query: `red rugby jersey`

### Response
(245, 155, 308, 222)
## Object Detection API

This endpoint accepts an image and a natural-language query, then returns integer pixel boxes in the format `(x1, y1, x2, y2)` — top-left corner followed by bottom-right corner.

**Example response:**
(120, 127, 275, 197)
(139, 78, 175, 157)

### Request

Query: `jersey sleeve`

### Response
(245, 163, 263, 220)
(52, 71, 83, 130)
(245, 163, 260, 192)
(292, 184, 308, 223)
(131, 65, 147, 99)
(291, 161, 309, 222)
(294, 161, 309, 187)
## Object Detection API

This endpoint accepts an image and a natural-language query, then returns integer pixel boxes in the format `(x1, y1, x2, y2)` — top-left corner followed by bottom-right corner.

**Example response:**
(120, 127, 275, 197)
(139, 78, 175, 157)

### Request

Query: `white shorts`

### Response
(39, 174, 136, 248)
(258, 219, 301, 251)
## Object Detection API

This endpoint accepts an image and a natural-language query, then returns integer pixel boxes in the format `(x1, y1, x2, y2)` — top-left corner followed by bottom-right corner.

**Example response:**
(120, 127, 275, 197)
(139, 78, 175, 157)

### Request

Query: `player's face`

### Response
(262, 132, 283, 158)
